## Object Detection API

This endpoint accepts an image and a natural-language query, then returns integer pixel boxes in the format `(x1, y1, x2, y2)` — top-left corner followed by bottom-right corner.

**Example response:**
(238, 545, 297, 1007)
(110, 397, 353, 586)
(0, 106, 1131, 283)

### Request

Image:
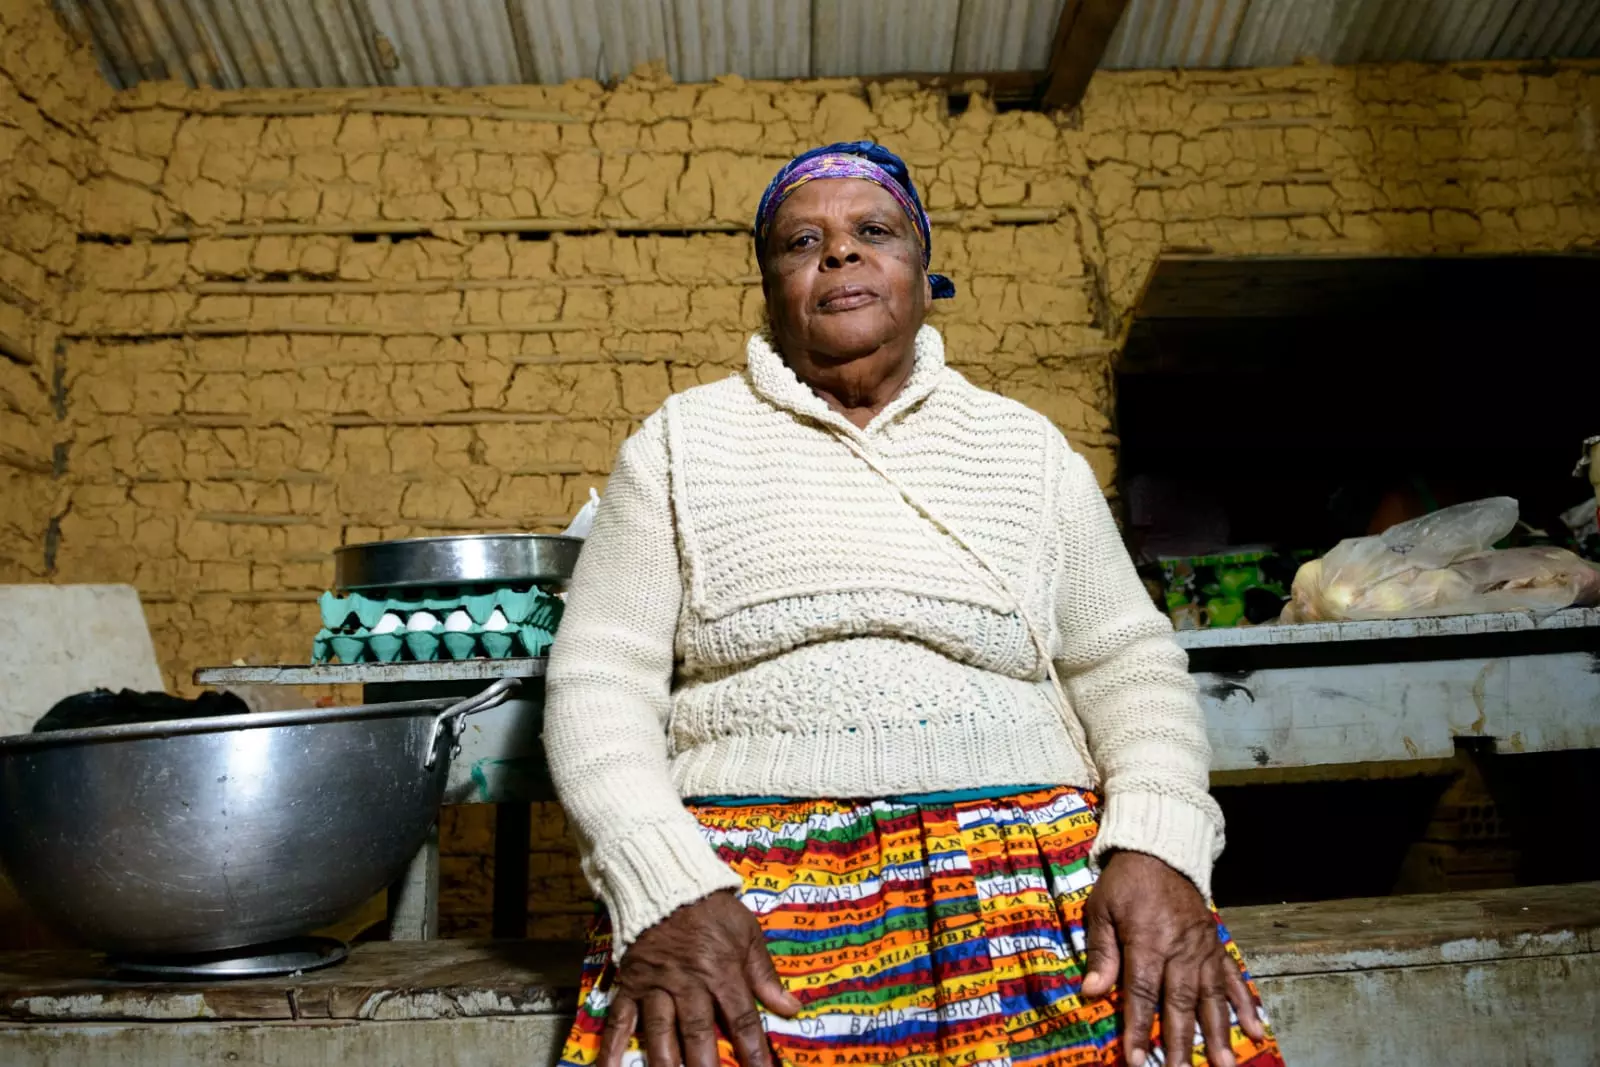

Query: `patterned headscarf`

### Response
(754, 141, 956, 300)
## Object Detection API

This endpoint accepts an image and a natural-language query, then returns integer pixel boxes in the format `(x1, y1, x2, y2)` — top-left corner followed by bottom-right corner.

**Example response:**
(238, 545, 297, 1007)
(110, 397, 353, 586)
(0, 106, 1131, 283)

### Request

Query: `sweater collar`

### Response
(745, 324, 948, 436)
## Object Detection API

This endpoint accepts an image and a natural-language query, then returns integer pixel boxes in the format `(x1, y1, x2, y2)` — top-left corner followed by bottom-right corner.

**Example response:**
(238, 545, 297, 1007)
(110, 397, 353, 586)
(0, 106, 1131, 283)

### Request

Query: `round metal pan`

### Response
(332, 534, 583, 591)
(0, 679, 521, 957)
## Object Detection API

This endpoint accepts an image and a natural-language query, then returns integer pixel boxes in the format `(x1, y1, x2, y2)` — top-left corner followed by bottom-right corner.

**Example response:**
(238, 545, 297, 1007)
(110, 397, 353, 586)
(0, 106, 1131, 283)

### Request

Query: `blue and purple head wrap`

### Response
(754, 141, 956, 300)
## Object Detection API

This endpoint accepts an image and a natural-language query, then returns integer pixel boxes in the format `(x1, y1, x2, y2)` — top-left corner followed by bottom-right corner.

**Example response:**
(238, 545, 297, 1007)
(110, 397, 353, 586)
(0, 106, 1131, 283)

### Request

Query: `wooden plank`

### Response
(1199, 649, 1600, 770)
(207, 100, 582, 123)
(1039, 0, 1131, 112)
(5, 886, 1593, 1024)
(388, 825, 439, 942)
(0, 1015, 571, 1067)
(70, 323, 591, 339)
(195, 660, 547, 687)
(4, 953, 1595, 1067)
(1259, 954, 1600, 1067)
(858, 69, 1046, 107)
(1175, 607, 1600, 651)
(1225, 882, 1600, 978)
(0, 940, 582, 1023)
(144, 209, 1050, 243)
(1210, 757, 1459, 787)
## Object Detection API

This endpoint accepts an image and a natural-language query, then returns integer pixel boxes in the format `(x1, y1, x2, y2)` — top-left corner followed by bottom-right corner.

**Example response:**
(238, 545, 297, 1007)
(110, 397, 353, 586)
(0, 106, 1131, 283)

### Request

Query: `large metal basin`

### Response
(0, 679, 517, 956)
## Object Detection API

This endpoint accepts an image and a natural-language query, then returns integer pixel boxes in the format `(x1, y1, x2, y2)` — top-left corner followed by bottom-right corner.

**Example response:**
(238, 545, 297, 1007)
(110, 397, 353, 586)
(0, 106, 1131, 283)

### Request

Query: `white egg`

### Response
(483, 608, 509, 632)
(444, 609, 473, 632)
(406, 610, 439, 632)
(372, 612, 403, 635)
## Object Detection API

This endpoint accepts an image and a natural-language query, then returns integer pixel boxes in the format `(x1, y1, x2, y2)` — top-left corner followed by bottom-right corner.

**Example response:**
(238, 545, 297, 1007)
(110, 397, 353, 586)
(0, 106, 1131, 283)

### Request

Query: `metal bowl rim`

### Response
(333, 533, 584, 553)
(332, 533, 583, 591)
(0, 695, 461, 751)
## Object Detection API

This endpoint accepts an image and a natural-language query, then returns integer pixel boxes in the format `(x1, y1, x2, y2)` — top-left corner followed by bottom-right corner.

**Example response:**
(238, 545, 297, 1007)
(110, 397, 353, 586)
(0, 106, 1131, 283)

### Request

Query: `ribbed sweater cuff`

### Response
(1090, 791, 1223, 902)
(589, 818, 745, 962)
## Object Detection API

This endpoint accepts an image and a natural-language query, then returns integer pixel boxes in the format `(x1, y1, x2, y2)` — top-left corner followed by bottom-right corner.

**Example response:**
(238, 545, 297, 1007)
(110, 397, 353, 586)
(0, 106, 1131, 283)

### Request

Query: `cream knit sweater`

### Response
(544, 325, 1222, 956)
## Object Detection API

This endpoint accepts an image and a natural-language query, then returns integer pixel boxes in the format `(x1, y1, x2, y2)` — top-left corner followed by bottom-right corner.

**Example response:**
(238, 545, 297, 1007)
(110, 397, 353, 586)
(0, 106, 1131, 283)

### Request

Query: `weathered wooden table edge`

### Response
(1171, 606, 1600, 650)
(3, 885, 1598, 1067)
(4, 883, 1595, 1022)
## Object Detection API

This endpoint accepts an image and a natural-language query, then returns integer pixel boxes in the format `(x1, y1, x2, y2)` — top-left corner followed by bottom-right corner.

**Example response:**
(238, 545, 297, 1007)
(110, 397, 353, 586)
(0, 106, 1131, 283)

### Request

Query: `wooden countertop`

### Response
(3, 883, 1595, 1024)
(0, 939, 585, 1022)
(1174, 606, 1600, 651)
(190, 610, 1600, 686)
(194, 658, 547, 687)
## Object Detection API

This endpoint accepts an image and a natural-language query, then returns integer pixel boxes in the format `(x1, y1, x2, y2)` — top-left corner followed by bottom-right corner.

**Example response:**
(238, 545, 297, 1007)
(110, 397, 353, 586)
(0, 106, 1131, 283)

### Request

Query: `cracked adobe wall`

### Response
(56, 62, 1600, 692)
(0, 0, 110, 581)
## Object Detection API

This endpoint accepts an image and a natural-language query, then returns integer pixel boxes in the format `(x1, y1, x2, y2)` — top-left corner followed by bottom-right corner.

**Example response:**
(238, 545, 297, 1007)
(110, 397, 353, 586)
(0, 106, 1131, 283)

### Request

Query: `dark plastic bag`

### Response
(33, 689, 249, 733)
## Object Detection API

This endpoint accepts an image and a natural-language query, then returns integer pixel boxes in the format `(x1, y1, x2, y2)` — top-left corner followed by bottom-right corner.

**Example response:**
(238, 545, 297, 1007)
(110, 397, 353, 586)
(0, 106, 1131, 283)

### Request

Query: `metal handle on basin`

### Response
(422, 677, 522, 770)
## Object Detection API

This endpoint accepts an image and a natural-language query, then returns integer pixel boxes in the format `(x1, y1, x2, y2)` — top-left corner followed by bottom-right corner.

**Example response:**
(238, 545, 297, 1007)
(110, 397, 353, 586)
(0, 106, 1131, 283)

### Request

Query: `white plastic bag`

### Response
(562, 488, 602, 539)
(1283, 497, 1600, 622)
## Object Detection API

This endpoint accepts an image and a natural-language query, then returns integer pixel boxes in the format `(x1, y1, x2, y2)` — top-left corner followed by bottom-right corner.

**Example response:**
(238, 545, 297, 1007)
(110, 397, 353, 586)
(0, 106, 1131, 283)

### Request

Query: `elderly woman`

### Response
(546, 142, 1285, 1067)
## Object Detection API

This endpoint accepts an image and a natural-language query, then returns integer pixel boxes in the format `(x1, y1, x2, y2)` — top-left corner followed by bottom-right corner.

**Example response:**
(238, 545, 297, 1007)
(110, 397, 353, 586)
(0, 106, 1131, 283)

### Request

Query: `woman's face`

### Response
(762, 179, 932, 362)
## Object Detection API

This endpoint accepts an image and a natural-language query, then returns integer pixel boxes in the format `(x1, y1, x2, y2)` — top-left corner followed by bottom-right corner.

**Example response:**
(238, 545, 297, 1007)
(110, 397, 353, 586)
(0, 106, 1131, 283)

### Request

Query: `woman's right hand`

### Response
(599, 891, 802, 1067)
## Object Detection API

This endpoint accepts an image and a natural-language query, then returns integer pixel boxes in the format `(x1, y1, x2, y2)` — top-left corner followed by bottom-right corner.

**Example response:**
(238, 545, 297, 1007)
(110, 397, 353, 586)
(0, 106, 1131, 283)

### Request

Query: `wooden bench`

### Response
(2, 882, 1595, 1067)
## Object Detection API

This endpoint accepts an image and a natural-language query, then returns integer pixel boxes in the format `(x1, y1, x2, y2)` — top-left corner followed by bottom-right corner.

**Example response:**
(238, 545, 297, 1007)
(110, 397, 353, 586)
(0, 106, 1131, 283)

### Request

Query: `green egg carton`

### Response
(403, 631, 440, 660)
(517, 625, 555, 657)
(369, 632, 405, 662)
(463, 590, 498, 624)
(442, 631, 478, 659)
(481, 631, 516, 658)
(329, 634, 367, 664)
(311, 584, 564, 664)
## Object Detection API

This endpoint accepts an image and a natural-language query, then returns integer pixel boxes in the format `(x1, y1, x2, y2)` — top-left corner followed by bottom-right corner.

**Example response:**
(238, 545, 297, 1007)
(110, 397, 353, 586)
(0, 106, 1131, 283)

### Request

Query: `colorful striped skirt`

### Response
(558, 787, 1285, 1067)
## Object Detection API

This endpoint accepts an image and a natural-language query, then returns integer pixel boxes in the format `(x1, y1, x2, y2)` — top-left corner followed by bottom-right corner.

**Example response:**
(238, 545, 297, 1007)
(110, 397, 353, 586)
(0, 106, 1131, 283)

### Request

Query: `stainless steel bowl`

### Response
(333, 534, 583, 592)
(0, 679, 518, 956)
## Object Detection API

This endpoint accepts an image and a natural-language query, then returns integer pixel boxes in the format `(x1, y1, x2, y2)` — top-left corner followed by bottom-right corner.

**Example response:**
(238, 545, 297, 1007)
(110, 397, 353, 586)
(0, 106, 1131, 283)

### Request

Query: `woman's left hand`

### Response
(1080, 851, 1267, 1067)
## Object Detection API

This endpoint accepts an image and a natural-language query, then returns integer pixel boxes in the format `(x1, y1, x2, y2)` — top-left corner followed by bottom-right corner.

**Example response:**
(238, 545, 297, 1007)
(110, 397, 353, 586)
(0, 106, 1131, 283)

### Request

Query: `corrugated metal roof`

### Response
(952, 0, 1065, 71)
(60, 0, 381, 90)
(1103, 0, 1252, 68)
(811, 0, 963, 78)
(589, 0, 678, 83)
(368, 0, 522, 85)
(1102, 0, 1600, 68)
(509, 0, 601, 83)
(54, 0, 1600, 91)
(671, 0, 811, 83)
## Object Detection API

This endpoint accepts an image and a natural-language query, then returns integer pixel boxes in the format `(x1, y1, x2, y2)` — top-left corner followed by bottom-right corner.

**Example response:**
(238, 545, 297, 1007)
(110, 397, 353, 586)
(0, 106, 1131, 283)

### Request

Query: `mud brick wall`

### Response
(0, 1, 108, 581)
(52, 62, 1600, 682)
(438, 805, 594, 941)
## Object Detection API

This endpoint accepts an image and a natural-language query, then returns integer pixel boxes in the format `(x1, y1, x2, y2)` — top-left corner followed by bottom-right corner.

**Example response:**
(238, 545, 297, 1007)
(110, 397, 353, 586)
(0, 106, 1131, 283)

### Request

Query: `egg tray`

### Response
(312, 584, 564, 664)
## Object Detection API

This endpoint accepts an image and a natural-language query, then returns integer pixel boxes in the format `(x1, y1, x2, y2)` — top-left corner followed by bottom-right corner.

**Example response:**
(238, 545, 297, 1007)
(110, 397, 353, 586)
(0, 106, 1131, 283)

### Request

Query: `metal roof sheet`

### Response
(952, 0, 1065, 71)
(367, 0, 523, 85)
(810, 0, 962, 77)
(53, 0, 1600, 91)
(671, 0, 812, 83)
(1101, 0, 1600, 69)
